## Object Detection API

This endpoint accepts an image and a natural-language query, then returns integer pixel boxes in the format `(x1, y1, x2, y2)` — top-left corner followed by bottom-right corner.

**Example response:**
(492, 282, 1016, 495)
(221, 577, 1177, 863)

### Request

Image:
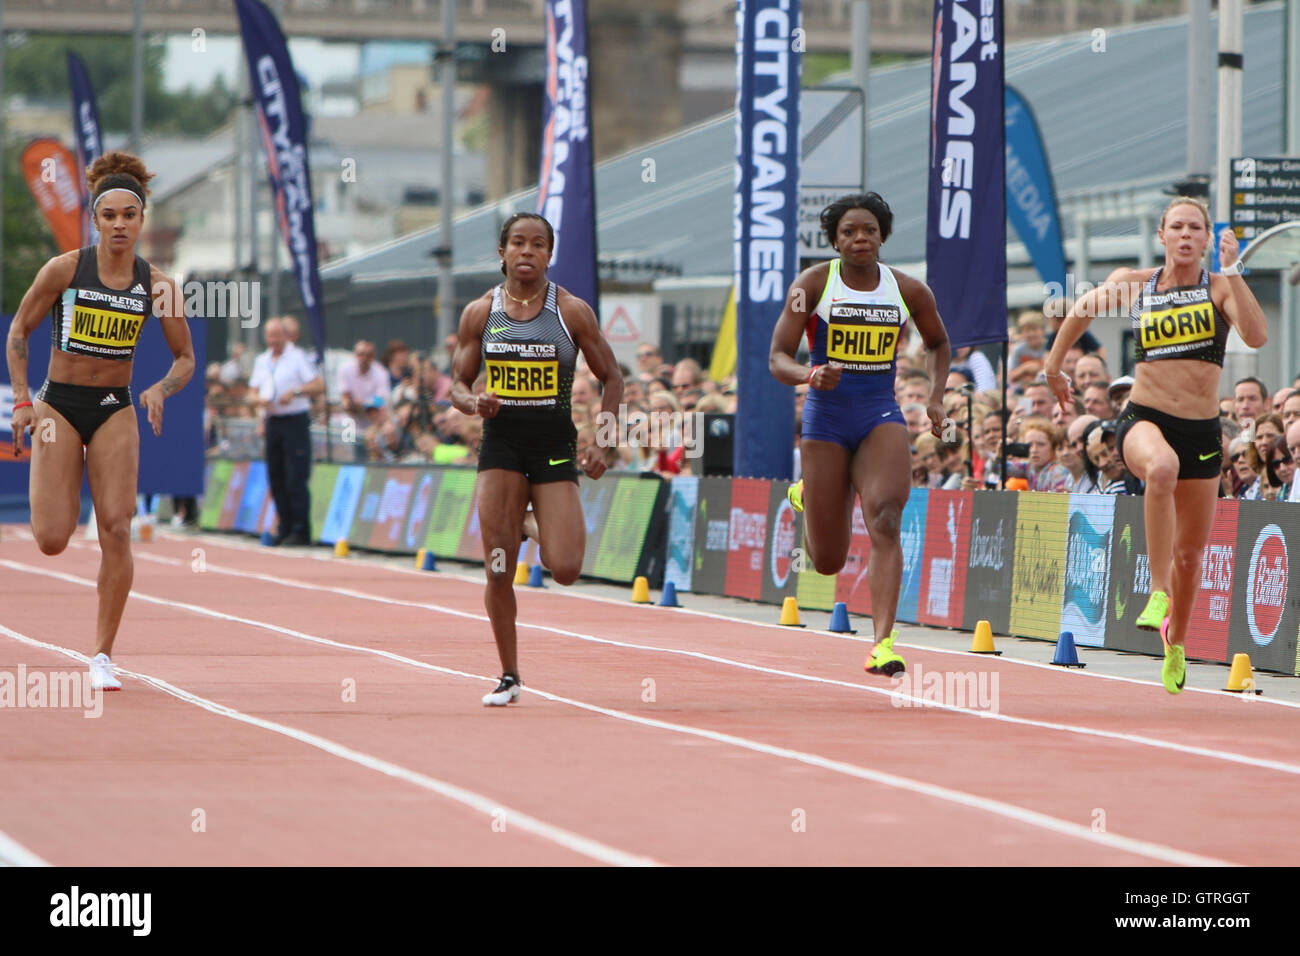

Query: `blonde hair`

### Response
(1160, 195, 1211, 231)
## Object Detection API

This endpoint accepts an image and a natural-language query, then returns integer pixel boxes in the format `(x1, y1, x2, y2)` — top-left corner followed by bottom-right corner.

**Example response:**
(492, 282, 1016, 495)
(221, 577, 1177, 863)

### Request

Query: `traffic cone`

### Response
(658, 580, 681, 607)
(261, 531, 275, 546)
(334, 539, 349, 558)
(1224, 653, 1262, 694)
(828, 601, 856, 634)
(421, 550, 437, 571)
(527, 564, 546, 588)
(779, 597, 805, 627)
(631, 576, 651, 603)
(514, 562, 531, 586)
(1051, 630, 1085, 668)
(415, 548, 428, 569)
(971, 620, 1001, 655)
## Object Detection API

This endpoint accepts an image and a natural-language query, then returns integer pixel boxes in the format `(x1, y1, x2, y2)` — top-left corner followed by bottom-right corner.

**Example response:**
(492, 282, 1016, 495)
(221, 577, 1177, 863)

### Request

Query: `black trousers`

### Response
(266, 412, 312, 539)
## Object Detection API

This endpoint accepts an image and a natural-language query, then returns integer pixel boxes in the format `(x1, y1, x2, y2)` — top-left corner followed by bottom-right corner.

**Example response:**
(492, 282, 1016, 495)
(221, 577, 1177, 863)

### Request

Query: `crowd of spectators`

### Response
(205, 321, 738, 478)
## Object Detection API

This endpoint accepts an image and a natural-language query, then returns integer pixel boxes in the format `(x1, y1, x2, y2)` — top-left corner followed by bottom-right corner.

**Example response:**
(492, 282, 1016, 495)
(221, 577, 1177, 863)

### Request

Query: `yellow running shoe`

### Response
(865, 629, 906, 677)
(1160, 617, 1185, 695)
(787, 478, 804, 513)
(1135, 590, 1170, 631)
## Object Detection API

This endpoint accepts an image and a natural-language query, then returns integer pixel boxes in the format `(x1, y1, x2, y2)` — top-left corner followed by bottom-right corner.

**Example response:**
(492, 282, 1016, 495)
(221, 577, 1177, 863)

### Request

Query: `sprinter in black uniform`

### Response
(1044, 196, 1267, 694)
(6, 151, 195, 691)
(450, 213, 623, 705)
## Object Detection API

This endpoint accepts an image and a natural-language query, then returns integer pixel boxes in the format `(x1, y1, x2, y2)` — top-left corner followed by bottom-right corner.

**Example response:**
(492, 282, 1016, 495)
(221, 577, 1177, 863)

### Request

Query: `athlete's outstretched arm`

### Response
(449, 296, 496, 418)
(769, 264, 840, 390)
(1215, 230, 1268, 348)
(898, 274, 950, 434)
(6, 253, 77, 454)
(1043, 267, 1138, 410)
(139, 270, 196, 436)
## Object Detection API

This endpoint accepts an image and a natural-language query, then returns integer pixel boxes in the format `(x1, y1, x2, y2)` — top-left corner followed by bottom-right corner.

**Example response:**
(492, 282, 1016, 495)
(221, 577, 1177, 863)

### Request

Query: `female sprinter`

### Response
(770, 193, 950, 677)
(1044, 197, 1267, 694)
(6, 151, 194, 690)
(450, 213, 624, 706)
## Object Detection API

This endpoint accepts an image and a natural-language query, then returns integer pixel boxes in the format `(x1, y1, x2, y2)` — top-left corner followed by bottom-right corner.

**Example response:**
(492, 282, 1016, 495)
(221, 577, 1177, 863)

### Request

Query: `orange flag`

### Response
(21, 138, 85, 253)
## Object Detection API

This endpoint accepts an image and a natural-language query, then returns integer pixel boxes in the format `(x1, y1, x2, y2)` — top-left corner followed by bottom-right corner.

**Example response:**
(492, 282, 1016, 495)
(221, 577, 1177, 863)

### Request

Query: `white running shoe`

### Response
(89, 653, 122, 692)
(482, 675, 522, 706)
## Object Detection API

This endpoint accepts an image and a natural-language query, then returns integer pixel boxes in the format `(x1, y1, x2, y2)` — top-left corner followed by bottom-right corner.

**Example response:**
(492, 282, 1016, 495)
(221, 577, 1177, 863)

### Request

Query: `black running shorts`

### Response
(1114, 400, 1222, 480)
(477, 416, 580, 484)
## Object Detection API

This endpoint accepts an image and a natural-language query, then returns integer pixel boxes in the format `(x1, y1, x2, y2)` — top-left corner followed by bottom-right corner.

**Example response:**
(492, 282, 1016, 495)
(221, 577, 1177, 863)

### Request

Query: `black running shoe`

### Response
(482, 674, 523, 706)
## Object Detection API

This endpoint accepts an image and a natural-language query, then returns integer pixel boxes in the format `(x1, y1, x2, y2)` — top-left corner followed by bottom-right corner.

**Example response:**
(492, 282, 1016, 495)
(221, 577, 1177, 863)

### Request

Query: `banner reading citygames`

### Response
(733, 0, 801, 479)
(233, 0, 327, 361)
(67, 52, 104, 247)
(21, 139, 83, 253)
(926, 0, 1006, 348)
(537, 0, 598, 310)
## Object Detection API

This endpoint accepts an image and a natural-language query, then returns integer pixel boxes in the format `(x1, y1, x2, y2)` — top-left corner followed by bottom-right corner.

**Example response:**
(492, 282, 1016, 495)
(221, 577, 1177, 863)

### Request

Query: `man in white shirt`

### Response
(249, 317, 325, 545)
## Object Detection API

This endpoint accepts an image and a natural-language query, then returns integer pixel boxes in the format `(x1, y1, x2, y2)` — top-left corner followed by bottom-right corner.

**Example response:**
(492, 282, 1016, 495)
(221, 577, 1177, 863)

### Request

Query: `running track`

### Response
(1, 526, 1296, 867)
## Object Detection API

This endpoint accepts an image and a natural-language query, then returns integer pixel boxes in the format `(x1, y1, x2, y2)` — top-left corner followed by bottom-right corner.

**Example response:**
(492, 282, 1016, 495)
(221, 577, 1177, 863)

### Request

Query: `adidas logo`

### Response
(99, 393, 120, 406)
(130, 283, 147, 295)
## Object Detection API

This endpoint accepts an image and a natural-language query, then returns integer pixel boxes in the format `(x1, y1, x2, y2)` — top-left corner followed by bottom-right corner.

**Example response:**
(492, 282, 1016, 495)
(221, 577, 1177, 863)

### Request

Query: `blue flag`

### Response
(537, 0, 598, 311)
(67, 52, 104, 247)
(1005, 85, 1066, 298)
(926, 0, 1007, 349)
(734, 0, 801, 480)
(233, 0, 327, 363)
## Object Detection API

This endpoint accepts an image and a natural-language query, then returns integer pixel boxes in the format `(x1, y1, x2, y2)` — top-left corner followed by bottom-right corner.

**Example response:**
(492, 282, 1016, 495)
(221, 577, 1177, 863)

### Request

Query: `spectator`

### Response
(1253, 412, 1285, 466)
(937, 438, 967, 489)
(1261, 436, 1293, 501)
(1061, 344, 1085, 380)
(1021, 417, 1072, 492)
(249, 317, 323, 545)
(1219, 397, 1236, 418)
(1220, 417, 1243, 497)
(914, 433, 947, 488)
(1108, 375, 1134, 413)
(1064, 414, 1101, 493)
(1009, 311, 1047, 385)
(1234, 377, 1268, 426)
(1272, 386, 1296, 415)
(1045, 296, 1105, 358)
(219, 342, 249, 386)
(901, 402, 930, 439)
(337, 340, 391, 458)
(635, 342, 663, 380)
(1087, 422, 1138, 494)
(282, 316, 301, 346)
(896, 368, 933, 408)
(953, 345, 998, 392)
(1282, 390, 1300, 430)
(441, 332, 458, 376)
(1229, 436, 1261, 499)
(381, 340, 413, 390)
(671, 357, 704, 394)
(1082, 383, 1113, 421)
(1073, 353, 1110, 392)
(680, 388, 703, 412)
(1023, 381, 1055, 419)
(571, 373, 600, 410)
(1286, 419, 1300, 502)
(1052, 394, 1084, 430)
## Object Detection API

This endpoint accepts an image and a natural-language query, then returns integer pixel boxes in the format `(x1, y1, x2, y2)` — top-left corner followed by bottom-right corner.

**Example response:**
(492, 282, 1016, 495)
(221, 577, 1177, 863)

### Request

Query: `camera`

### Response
(1005, 442, 1030, 457)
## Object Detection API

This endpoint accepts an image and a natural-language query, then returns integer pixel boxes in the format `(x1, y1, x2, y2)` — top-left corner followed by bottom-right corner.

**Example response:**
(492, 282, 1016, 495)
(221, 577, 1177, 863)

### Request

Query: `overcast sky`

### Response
(163, 35, 360, 93)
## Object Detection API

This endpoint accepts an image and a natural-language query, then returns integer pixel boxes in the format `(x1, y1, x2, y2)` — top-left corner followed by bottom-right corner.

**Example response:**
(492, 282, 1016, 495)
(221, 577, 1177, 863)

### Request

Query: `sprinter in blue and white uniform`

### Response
(770, 193, 951, 678)
(1044, 196, 1268, 694)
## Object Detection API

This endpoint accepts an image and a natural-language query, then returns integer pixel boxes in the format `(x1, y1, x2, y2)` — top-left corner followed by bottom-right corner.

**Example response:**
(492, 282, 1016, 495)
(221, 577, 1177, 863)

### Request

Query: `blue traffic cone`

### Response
(1051, 630, 1086, 668)
(260, 530, 275, 546)
(422, 549, 437, 571)
(659, 580, 681, 607)
(828, 601, 856, 634)
(527, 564, 546, 588)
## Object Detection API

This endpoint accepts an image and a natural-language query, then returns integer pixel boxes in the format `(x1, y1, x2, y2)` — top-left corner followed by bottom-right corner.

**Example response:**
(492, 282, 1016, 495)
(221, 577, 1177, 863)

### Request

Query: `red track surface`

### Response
(1, 526, 1297, 866)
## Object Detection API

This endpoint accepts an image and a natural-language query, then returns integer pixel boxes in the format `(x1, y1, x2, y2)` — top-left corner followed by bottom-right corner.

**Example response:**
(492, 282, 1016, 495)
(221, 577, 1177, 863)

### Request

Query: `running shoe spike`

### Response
(865, 630, 906, 677)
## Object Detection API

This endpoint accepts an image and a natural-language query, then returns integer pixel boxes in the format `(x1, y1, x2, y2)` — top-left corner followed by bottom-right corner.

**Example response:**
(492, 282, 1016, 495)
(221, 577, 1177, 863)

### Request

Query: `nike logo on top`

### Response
(488, 325, 508, 335)
(549, 458, 571, 466)
(99, 393, 120, 406)
(1199, 450, 1220, 460)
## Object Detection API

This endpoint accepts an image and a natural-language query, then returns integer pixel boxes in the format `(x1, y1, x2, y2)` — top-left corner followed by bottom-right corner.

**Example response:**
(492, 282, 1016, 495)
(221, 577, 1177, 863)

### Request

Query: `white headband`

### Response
(93, 187, 144, 212)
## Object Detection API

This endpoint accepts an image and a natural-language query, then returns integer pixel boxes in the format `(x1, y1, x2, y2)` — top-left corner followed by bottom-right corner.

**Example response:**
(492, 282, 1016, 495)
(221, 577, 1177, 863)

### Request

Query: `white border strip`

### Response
(0, 829, 51, 867)
(0, 560, 1237, 866)
(0, 621, 659, 869)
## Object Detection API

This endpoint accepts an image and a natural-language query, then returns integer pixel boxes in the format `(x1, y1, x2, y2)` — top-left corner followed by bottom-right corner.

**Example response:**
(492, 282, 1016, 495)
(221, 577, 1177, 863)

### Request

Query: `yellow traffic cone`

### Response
(779, 596, 804, 627)
(334, 539, 349, 558)
(971, 619, 1002, 655)
(631, 575, 651, 603)
(415, 548, 428, 570)
(515, 562, 531, 586)
(1224, 653, 1261, 694)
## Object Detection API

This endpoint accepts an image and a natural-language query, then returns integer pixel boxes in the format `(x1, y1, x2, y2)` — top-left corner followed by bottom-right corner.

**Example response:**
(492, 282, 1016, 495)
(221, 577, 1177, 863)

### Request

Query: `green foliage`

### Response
(1, 141, 59, 315)
(3, 33, 234, 137)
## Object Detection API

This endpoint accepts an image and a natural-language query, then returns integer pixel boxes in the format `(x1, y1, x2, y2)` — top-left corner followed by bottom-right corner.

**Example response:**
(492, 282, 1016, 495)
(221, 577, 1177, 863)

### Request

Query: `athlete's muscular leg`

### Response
(1167, 478, 1219, 647)
(1121, 421, 1180, 596)
(529, 480, 585, 585)
(28, 401, 84, 555)
(851, 422, 912, 642)
(84, 408, 139, 658)
(476, 468, 532, 677)
(799, 439, 854, 575)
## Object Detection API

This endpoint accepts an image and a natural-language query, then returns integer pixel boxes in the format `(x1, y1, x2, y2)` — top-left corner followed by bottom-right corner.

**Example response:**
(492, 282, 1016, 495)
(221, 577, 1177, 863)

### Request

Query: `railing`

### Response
(209, 415, 356, 462)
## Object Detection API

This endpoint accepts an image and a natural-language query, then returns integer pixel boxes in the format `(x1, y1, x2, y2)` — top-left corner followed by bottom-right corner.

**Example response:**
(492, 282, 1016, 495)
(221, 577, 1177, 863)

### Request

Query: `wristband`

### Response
(12, 401, 32, 411)
(1221, 259, 1245, 277)
(808, 365, 821, 385)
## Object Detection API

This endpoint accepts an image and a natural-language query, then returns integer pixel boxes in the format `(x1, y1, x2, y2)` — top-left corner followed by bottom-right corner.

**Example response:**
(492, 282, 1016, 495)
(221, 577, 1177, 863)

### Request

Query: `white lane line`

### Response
(0, 621, 659, 869)
(149, 529, 1300, 710)
(96, 552, 1300, 779)
(0, 829, 51, 867)
(0, 559, 1239, 867)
